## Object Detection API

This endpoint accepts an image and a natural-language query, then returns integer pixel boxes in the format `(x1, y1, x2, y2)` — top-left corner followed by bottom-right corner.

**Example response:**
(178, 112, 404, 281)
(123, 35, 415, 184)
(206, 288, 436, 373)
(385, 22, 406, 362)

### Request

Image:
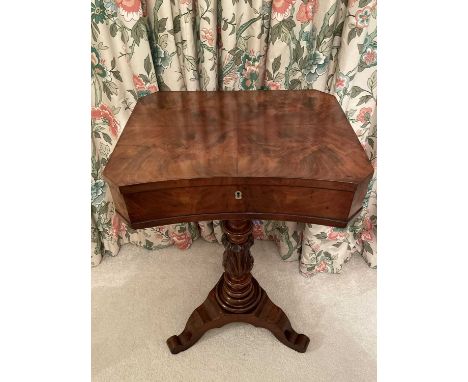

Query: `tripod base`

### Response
(167, 275, 310, 354)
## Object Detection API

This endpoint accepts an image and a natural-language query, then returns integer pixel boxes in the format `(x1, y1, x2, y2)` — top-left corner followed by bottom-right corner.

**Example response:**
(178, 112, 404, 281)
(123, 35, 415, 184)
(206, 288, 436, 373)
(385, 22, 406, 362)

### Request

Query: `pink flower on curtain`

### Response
(91, 104, 119, 137)
(335, 77, 345, 89)
(363, 216, 373, 231)
(154, 225, 167, 234)
(361, 230, 374, 242)
(201, 28, 215, 46)
(132, 74, 145, 89)
(361, 216, 375, 242)
(335, 73, 350, 93)
(327, 229, 347, 240)
(133, 74, 157, 96)
(296, 0, 319, 23)
(239, 52, 261, 90)
(272, 0, 296, 21)
(315, 261, 327, 272)
(112, 214, 127, 238)
(363, 48, 377, 65)
(357, 107, 373, 124)
(355, 6, 372, 29)
(266, 80, 281, 90)
(116, 0, 142, 22)
(171, 231, 192, 250)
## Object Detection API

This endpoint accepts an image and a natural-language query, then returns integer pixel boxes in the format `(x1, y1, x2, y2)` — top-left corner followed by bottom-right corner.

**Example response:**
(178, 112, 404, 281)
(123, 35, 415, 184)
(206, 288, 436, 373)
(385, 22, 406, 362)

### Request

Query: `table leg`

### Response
(166, 219, 310, 354)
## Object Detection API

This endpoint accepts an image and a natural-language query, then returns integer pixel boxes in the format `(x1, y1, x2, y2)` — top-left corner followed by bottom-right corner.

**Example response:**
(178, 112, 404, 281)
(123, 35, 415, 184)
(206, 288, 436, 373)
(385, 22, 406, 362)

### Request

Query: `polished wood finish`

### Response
(167, 219, 309, 354)
(103, 90, 374, 354)
(103, 90, 373, 229)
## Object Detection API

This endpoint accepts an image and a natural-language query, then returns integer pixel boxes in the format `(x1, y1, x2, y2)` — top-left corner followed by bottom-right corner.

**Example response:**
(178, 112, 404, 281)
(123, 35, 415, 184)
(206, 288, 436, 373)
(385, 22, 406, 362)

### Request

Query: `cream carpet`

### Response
(92, 239, 376, 382)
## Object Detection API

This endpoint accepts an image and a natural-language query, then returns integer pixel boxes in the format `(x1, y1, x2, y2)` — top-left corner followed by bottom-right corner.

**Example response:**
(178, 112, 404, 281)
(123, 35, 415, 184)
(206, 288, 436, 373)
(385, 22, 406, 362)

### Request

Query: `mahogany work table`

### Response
(103, 90, 373, 354)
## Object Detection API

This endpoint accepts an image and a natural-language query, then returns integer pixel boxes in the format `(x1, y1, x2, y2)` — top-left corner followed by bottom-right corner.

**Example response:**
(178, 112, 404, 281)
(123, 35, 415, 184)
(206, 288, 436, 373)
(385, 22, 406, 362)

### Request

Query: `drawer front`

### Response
(123, 185, 355, 228)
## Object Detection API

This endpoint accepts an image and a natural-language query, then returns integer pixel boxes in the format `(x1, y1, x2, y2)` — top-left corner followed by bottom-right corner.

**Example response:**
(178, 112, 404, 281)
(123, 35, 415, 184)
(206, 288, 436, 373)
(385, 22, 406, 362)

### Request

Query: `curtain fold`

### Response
(91, 0, 377, 274)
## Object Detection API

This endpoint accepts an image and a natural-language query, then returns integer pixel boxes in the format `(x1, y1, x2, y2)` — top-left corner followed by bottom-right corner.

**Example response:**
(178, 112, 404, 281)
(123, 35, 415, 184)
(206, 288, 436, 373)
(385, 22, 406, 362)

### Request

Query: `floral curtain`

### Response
(91, 0, 377, 275)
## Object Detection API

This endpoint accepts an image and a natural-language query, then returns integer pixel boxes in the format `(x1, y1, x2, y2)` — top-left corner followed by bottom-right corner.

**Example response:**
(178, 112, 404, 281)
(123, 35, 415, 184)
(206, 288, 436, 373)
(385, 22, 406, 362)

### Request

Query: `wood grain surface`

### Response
(103, 90, 374, 228)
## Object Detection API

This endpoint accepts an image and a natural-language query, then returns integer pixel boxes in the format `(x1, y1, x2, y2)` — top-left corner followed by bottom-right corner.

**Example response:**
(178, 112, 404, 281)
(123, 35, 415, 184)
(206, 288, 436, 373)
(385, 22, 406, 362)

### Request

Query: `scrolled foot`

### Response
(166, 333, 195, 355)
(250, 289, 310, 353)
(281, 330, 310, 353)
(167, 280, 310, 354)
(166, 288, 224, 354)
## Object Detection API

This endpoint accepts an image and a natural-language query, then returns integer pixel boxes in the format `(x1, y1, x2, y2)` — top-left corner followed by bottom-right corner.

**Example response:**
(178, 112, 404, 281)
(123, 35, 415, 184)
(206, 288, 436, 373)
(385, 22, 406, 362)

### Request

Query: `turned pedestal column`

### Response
(166, 220, 310, 354)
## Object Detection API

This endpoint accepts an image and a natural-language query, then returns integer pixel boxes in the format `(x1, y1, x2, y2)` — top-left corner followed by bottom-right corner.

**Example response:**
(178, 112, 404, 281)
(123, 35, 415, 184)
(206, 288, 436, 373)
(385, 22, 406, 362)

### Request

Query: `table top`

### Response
(103, 90, 374, 228)
(104, 90, 373, 189)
